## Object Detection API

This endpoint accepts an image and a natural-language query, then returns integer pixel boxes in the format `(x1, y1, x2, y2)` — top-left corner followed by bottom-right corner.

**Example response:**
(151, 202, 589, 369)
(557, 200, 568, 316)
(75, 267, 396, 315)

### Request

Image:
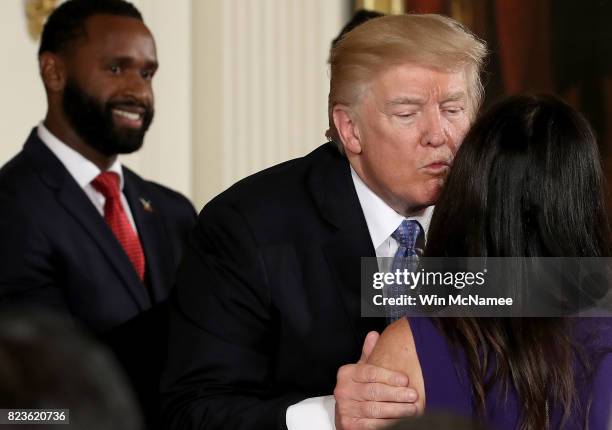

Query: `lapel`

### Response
(122, 168, 170, 303)
(24, 129, 151, 310)
(308, 144, 387, 344)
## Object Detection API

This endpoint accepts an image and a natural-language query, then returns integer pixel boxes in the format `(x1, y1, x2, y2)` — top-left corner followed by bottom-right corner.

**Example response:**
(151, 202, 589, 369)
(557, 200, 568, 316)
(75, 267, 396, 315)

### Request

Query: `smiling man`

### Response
(0, 0, 195, 411)
(162, 14, 486, 430)
(0, 1, 196, 425)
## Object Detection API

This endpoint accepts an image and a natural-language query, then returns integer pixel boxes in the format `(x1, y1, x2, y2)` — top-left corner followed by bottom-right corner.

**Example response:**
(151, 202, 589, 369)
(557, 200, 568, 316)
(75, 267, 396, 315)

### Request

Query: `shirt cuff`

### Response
(286, 395, 336, 430)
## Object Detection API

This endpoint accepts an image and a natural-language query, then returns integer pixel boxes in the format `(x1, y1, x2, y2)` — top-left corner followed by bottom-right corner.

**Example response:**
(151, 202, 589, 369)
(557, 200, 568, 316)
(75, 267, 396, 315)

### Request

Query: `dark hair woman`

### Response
(367, 95, 612, 430)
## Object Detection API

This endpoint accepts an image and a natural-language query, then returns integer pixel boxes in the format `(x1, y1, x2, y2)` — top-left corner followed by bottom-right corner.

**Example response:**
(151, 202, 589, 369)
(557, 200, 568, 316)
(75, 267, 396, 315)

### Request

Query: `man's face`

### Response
(61, 15, 158, 156)
(347, 63, 471, 215)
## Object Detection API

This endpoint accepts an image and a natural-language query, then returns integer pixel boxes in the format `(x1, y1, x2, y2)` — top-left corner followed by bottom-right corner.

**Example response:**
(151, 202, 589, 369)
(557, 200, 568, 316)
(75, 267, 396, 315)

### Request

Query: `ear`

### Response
(39, 52, 66, 93)
(332, 104, 362, 155)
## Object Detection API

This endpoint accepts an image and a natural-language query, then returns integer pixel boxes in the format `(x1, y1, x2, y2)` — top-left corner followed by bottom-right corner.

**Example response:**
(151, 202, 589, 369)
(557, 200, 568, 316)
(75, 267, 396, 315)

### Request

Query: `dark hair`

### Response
(0, 308, 142, 430)
(427, 94, 610, 259)
(39, 0, 143, 56)
(425, 95, 612, 429)
(330, 9, 385, 51)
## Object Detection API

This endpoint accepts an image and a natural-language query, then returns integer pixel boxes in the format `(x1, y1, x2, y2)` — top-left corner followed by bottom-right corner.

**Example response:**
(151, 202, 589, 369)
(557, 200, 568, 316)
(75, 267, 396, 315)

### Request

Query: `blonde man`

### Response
(162, 14, 486, 430)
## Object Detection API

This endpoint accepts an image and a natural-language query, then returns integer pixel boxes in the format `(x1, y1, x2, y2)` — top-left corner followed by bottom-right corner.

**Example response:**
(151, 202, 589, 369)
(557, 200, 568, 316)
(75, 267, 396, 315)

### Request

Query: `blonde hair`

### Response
(327, 14, 487, 152)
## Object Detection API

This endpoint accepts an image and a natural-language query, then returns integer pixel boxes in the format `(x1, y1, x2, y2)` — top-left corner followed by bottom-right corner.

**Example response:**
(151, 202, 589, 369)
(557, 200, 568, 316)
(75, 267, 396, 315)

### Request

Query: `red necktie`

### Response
(91, 172, 146, 281)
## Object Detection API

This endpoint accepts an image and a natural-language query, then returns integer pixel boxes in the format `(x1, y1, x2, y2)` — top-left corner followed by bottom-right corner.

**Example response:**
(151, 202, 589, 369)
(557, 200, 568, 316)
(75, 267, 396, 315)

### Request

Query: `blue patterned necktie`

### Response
(392, 220, 422, 258)
(384, 220, 423, 322)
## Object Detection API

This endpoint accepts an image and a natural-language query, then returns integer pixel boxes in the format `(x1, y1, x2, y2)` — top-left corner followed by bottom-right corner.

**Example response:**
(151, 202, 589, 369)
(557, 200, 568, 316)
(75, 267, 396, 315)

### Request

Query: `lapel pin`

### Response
(139, 197, 154, 213)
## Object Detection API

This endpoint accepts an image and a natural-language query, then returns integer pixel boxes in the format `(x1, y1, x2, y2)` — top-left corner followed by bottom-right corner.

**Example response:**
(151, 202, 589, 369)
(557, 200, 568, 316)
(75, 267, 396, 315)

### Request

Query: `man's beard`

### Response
(62, 79, 154, 156)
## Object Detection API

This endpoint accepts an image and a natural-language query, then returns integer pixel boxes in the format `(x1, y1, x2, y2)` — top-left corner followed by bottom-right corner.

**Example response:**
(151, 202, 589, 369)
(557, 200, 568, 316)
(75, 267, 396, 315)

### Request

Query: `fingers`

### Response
(358, 331, 380, 363)
(351, 363, 409, 387)
(342, 418, 401, 430)
(334, 373, 417, 404)
(344, 399, 417, 420)
(334, 360, 418, 430)
(360, 382, 417, 403)
(336, 403, 417, 430)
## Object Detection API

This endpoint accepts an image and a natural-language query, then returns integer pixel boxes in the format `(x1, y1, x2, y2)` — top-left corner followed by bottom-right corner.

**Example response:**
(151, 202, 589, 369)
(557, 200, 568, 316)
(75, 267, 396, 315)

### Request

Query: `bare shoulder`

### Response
(367, 318, 416, 371)
(367, 318, 426, 412)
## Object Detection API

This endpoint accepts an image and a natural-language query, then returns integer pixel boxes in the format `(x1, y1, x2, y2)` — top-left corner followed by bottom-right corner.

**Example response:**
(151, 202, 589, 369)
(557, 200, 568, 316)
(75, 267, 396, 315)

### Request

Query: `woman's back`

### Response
(369, 95, 612, 429)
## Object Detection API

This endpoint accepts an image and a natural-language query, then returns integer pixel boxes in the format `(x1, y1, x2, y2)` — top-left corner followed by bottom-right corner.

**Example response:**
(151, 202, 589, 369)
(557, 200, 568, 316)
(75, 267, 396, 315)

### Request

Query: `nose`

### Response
(420, 109, 446, 147)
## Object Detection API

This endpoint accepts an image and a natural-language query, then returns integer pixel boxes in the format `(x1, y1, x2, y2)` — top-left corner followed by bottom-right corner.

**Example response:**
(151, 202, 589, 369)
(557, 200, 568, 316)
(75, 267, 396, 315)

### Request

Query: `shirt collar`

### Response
(350, 166, 434, 249)
(37, 121, 125, 190)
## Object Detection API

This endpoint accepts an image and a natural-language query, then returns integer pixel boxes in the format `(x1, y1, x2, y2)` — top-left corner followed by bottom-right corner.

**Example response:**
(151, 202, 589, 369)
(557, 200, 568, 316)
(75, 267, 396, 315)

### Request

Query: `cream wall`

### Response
(125, 0, 193, 202)
(1, 1, 46, 158)
(192, 0, 347, 207)
(0, 0, 346, 210)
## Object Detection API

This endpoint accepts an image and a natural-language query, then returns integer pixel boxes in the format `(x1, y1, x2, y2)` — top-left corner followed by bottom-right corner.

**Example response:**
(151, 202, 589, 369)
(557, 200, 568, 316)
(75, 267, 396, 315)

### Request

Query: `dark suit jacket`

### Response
(161, 143, 387, 429)
(0, 129, 197, 427)
(0, 129, 196, 329)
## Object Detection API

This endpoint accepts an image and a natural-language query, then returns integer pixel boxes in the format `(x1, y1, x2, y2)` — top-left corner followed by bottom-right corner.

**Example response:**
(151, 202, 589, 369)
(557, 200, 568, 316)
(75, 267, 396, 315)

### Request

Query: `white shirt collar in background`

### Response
(36, 121, 137, 232)
(37, 121, 125, 190)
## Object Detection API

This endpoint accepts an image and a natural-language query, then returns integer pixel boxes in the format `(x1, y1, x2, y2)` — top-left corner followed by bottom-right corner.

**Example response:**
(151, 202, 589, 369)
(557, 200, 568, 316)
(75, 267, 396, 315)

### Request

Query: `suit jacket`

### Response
(0, 129, 197, 429)
(0, 128, 196, 331)
(161, 143, 387, 429)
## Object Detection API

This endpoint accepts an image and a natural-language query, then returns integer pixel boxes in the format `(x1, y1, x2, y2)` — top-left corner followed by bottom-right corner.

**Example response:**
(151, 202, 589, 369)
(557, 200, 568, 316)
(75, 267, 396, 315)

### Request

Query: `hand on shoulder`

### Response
(333, 330, 422, 430)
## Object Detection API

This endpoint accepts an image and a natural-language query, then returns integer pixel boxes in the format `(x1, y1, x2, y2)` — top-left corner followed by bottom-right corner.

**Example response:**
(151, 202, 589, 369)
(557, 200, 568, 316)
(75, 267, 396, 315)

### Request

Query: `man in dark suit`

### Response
(161, 14, 486, 430)
(0, 0, 195, 426)
(0, 0, 195, 333)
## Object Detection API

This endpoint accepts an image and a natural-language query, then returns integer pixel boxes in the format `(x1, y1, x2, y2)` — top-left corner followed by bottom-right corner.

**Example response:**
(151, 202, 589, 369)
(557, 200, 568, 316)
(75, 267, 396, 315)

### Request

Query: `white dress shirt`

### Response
(350, 166, 433, 259)
(286, 166, 434, 429)
(37, 122, 138, 232)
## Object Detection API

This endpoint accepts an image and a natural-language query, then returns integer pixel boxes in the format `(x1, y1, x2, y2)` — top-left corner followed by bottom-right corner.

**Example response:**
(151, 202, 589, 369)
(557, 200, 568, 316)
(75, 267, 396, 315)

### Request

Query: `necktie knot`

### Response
(92, 172, 121, 200)
(391, 220, 422, 256)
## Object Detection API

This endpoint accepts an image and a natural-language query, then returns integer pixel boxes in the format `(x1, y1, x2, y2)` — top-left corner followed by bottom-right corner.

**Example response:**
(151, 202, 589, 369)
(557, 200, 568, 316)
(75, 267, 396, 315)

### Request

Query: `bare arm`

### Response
(367, 318, 426, 414)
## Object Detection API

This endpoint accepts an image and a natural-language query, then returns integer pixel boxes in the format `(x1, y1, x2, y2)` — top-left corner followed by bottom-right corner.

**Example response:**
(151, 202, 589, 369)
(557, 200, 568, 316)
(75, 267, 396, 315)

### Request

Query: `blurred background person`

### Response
(385, 413, 486, 430)
(0, 308, 142, 430)
(329, 9, 384, 51)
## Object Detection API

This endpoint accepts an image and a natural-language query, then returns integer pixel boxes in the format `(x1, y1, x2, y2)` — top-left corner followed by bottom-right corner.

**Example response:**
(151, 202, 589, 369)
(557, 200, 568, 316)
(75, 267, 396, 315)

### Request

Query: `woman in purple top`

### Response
(369, 95, 612, 429)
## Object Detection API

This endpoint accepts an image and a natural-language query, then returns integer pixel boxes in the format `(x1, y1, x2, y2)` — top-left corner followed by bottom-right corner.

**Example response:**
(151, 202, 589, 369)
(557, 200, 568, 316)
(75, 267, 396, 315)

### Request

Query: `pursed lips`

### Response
(422, 159, 451, 168)
(420, 159, 452, 175)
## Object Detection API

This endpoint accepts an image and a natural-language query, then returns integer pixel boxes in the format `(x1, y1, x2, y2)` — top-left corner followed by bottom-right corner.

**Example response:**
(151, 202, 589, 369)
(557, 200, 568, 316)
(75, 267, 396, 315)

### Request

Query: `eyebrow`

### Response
(106, 56, 159, 69)
(385, 91, 467, 107)
(441, 91, 466, 103)
(385, 96, 426, 107)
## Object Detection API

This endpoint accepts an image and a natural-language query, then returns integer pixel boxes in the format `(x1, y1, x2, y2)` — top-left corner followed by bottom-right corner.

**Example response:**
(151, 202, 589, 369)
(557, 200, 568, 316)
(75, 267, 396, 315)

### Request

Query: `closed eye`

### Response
(442, 106, 464, 115)
(395, 113, 416, 118)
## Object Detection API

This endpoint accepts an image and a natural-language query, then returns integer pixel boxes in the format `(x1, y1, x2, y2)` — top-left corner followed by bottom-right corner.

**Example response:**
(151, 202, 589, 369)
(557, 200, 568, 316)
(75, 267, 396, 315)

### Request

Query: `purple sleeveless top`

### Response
(409, 317, 612, 429)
